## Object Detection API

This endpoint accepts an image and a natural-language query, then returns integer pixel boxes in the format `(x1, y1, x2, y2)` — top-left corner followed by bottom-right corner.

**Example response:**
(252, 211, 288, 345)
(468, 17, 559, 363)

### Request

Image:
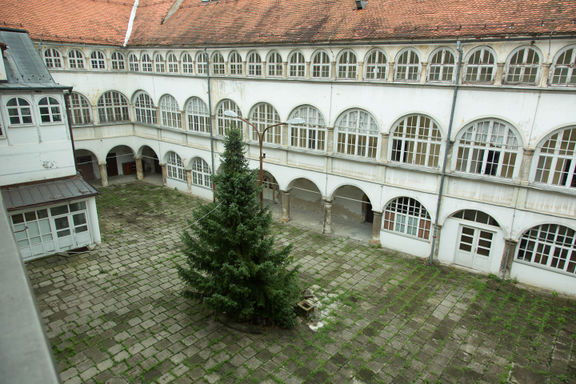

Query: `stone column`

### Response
(494, 63, 505, 85)
(519, 149, 534, 184)
(331, 62, 336, 81)
(224, 61, 229, 76)
(135, 157, 144, 180)
(431, 224, 442, 262)
(262, 61, 267, 77)
(357, 61, 364, 81)
(181, 110, 187, 130)
(185, 169, 192, 192)
(305, 61, 310, 79)
(323, 199, 333, 234)
(326, 126, 335, 154)
(539, 63, 551, 87)
(242, 61, 247, 75)
(92, 105, 100, 125)
(388, 62, 395, 82)
(379, 133, 389, 163)
(499, 239, 518, 279)
(369, 211, 383, 246)
(280, 190, 291, 223)
(156, 107, 162, 126)
(443, 140, 455, 173)
(160, 163, 167, 185)
(420, 62, 428, 83)
(99, 163, 109, 187)
(283, 62, 288, 78)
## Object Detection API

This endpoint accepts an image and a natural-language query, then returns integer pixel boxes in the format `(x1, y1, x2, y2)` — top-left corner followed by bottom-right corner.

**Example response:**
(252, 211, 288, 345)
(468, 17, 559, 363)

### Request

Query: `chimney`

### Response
(355, 0, 367, 10)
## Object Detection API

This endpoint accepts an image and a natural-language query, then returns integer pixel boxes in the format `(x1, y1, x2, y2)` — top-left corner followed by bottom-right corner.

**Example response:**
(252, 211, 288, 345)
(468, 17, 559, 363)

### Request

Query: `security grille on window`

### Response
(154, 53, 165, 72)
(44, 48, 63, 69)
(288, 51, 305, 78)
(192, 158, 211, 187)
(182, 53, 194, 74)
(229, 51, 243, 75)
(267, 52, 283, 77)
(211, 52, 225, 75)
(505, 47, 540, 84)
(141, 53, 153, 72)
(534, 126, 576, 188)
(365, 50, 387, 80)
(166, 152, 186, 181)
(464, 47, 496, 82)
(186, 97, 210, 133)
(337, 50, 357, 79)
(134, 92, 157, 125)
(97, 91, 129, 122)
(7, 97, 32, 125)
(289, 105, 326, 151)
(68, 49, 85, 69)
(455, 119, 520, 178)
(90, 51, 106, 70)
(428, 48, 456, 82)
(111, 52, 125, 70)
(335, 109, 379, 158)
(551, 46, 576, 86)
(69, 93, 92, 125)
(159, 95, 181, 129)
(390, 115, 442, 168)
(516, 224, 576, 274)
(247, 52, 262, 76)
(250, 103, 281, 144)
(394, 49, 420, 81)
(128, 54, 139, 71)
(196, 52, 208, 75)
(383, 197, 431, 240)
(38, 97, 62, 123)
(167, 53, 179, 73)
(216, 99, 242, 136)
(311, 51, 330, 78)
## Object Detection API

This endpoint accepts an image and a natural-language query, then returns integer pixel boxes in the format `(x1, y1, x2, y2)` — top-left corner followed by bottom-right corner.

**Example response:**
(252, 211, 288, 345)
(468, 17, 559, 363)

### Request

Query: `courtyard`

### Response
(26, 182, 575, 384)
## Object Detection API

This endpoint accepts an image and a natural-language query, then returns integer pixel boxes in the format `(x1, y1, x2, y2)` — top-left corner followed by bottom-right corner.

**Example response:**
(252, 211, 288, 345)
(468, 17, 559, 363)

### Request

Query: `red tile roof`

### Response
(2, 0, 576, 47)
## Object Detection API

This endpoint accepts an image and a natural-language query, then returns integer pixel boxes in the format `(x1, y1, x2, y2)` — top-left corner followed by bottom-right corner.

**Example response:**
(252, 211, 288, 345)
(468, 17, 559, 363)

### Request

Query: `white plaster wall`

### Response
(510, 263, 576, 296)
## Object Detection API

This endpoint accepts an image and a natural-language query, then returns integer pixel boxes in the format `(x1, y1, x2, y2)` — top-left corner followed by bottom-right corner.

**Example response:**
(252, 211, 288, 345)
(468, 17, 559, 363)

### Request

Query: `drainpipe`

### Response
(428, 40, 463, 265)
(204, 48, 216, 201)
(63, 89, 79, 173)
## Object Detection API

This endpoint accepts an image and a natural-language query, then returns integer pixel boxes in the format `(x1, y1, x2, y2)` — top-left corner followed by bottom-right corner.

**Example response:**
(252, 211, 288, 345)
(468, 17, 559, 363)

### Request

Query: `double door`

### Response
(454, 225, 494, 271)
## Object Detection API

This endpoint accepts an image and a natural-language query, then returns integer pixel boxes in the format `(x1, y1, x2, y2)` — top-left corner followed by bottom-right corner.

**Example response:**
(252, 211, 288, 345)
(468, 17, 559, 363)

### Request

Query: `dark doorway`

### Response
(106, 152, 118, 177)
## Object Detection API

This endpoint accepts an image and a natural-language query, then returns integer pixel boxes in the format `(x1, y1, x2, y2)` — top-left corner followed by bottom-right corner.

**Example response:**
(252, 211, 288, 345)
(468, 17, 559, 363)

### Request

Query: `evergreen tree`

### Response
(178, 127, 300, 328)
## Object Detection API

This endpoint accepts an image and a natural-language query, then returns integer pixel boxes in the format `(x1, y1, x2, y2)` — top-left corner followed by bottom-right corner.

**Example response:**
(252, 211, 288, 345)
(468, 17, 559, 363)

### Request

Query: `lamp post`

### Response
(223, 110, 305, 208)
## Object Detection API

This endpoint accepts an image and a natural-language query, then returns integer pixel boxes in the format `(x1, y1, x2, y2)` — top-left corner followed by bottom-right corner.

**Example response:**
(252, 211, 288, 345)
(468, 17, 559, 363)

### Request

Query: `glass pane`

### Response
(11, 214, 24, 224)
(57, 229, 71, 237)
(75, 226, 88, 233)
(25, 211, 37, 221)
(28, 222, 40, 237)
(38, 219, 51, 234)
(70, 202, 86, 212)
(54, 217, 69, 230)
(30, 236, 42, 245)
(73, 213, 87, 226)
(51, 205, 69, 216)
(37, 209, 48, 219)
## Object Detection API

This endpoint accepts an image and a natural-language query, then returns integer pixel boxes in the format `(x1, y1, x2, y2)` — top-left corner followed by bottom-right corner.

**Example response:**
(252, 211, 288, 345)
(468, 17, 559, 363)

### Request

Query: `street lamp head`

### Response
(223, 109, 239, 118)
(286, 117, 306, 125)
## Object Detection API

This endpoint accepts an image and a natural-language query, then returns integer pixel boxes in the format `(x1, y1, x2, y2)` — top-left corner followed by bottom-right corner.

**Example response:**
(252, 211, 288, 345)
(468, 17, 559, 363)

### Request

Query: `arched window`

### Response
(68, 49, 85, 69)
(247, 52, 262, 76)
(229, 51, 242, 75)
(390, 115, 442, 168)
(267, 51, 283, 77)
(134, 92, 156, 125)
(384, 197, 431, 240)
(44, 48, 62, 69)
(428, 48, 456, 82)
(141, 53, 153, 72)
(395, 49, 420, 81)
(551, 46, 576, 86)
(38, 97, 62, 123)
(211, 52, 225, 75)
(166, 152, 185, 181)
(534, 126, 576, 188)
(452, 210, 499, 226)
(289, 105, 326, 151)
(216, 99, 242, 136)
(504, 47, 540, 85)
(111, 52, 125, 70)
(516, 224, 576, 274)
(250, 103, 281, 144)
(97, 91, 129, 122)
(128, 53, 139, 72)
(90, 51, 106, 70)
(337, 50, 357, 79)
(154, 53, 165, 72)
(464, 47, 496, 83)
(6, 98, 32, 125)
(311, 51, 330, 78)
(167, 53, 179, 73)
(69, 92, 92, 125)
(335, 109, 379, 158)
(192, 158, 211, 187)
(196, 52, 208, 75)
(364, 49, 387, 80)
(186, 97, 210, 133)
(159, 95, 181, 129)
(454, 119, 520, 178)
(288, 51, 305, 78)
(182, 53, 194, 74)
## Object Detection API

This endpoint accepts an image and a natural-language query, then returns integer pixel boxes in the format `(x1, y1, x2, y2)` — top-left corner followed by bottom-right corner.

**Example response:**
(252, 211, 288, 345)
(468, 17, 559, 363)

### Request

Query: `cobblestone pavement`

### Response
(27, 183, 576, 384)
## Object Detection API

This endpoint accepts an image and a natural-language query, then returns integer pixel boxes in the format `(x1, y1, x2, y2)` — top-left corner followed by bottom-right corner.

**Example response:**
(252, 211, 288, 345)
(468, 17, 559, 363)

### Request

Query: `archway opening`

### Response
(332, 185, 372, 241)
(140, 145, 162, 184)
(74, 149, 99, 183)
(262, 171, 281, 217)
(287, 178, 323, 232)
(106, 145, 136, 184)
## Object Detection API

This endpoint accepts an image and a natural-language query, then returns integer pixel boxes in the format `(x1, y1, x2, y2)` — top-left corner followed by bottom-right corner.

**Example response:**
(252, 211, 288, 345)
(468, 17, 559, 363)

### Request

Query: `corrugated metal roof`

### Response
(1, 176, 98, 211)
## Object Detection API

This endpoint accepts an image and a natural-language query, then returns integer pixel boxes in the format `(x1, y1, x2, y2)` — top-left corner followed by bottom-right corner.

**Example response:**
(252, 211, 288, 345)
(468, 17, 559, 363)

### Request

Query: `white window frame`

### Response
(196, 52, 208, 75)
(166, 152, 186, 182)
(250, 103, 281, 144)
(504, 46, 540, 85)
(335, 109, 379, 158)
(159, 95, 181, 129)
(288, 51, 305, 78)
(550, 46, 576, 86)
(44, 48, 63, 69)
(128, 53, 139, 72)
(141, 53, 153, 72)
(267, 51, 283, 77)
(427, 48, 456, 83)
(394, 49, 420, 82)
(464, 47, 496, 83)
(229, 51, 243, 75)
(390, 114, 443, 168)
(311, 50, 330, 79)
(111, 52, 125, 70)
(38, 97, 62, 124)
(192, 157, 212, 188)
(364, 49, 387, 80)
(154, 53, 165, 73)
(211, 52, 225, 75)
(68, 49, 85, 69)
(133, 91, 157, 125)
(97, 91, 129, 123)
(182, 53, 194, 74)
(336, 50, 357, 80)
(289, 105, 326, 151)
(533, 126, 576, 188)
(383, 197, 431, 240)
(216, 99, 242, 136)
(247, 52, 263, 77)
(6, 97, 33, 125)
(186, 97, 210, 133)
(90, 51, 106, 70)
(167, 53, 179, 73)
(69, 92, 92, 125)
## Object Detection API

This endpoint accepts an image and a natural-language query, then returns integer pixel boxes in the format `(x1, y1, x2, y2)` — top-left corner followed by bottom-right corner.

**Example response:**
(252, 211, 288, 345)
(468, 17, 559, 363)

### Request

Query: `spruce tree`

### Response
(178, 127, 300, 328)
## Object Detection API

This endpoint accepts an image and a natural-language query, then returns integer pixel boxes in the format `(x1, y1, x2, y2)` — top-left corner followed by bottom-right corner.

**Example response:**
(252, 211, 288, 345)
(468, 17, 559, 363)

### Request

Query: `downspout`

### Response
(204, 48, 216, 201)
(428, 40, 463, 265)
(123, 0, 139, 47)
(63, 89, 79, 173)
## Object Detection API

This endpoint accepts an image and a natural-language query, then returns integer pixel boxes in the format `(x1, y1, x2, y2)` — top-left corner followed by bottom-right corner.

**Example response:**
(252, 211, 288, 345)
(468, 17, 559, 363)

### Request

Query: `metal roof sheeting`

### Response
(2, 176, 98, 211)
